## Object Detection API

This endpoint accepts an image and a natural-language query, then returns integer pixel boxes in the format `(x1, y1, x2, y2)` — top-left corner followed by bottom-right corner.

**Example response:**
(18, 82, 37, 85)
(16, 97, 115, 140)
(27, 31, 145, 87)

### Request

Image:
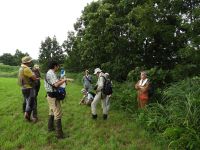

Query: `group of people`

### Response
(18, 55, 150, 139)
(80, 68, 113, 120)
(18, 56, 41, 122)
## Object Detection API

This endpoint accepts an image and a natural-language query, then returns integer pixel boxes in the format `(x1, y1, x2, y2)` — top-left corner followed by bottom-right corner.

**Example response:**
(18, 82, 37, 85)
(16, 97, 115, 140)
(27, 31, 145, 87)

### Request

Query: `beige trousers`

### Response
(91, 92, 107, 115)
(47, 96, 62, 120)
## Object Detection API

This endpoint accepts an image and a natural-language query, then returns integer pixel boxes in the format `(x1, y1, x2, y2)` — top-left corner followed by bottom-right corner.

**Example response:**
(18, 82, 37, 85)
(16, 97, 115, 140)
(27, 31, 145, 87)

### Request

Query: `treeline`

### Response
(59, 0, 199, 83)
(0, 50, 29, 66)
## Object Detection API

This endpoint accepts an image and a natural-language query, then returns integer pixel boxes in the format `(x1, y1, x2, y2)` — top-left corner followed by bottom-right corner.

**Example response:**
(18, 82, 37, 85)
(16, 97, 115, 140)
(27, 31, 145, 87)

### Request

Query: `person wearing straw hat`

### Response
(18, 56, 38, 122)
(91, 68, 108, 120)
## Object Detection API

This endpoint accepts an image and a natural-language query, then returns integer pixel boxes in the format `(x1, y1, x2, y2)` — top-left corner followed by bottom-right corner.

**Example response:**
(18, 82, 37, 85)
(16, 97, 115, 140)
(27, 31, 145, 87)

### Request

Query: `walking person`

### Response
(18, 56, 38, 122)
(135, 71, 150, 108)
(82, 70, 92, 92)
(32, 64, 41, 120)
(44, 61, 67, 139)
(91, 68, 108, 120)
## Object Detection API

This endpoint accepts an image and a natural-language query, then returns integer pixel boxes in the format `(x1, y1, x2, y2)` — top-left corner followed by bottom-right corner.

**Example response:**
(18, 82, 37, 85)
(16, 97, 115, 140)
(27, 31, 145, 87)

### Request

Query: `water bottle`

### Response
(61, 69, 65, 78)
(60, 68, 66, 88)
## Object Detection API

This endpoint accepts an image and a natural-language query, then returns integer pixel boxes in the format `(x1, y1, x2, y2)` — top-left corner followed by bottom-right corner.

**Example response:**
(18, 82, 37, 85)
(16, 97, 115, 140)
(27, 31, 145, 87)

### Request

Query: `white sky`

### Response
(0, 0, 95, 59)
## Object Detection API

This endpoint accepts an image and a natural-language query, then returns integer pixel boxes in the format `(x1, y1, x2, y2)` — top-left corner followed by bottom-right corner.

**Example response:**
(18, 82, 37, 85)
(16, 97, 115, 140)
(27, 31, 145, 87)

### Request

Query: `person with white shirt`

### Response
(135, 71, 150, 108)
(91, 68, 108, 120)
(44, 61, 67, 139)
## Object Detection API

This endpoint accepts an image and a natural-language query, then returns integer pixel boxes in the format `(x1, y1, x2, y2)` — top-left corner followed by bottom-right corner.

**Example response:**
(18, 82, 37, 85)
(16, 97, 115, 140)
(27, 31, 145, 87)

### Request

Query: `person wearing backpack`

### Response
(18, 56, 38, 122)
(44, 61, 67, 139)
(91, 68, 108, 120)
(82, 70, 92, 92)
(135, 71, 150, 108)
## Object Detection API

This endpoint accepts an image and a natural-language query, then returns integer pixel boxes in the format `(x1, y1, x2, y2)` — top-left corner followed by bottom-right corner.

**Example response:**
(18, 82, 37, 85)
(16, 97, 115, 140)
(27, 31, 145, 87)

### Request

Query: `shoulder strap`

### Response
(45, 74, 56, 89)
(85, 75, 92, 83)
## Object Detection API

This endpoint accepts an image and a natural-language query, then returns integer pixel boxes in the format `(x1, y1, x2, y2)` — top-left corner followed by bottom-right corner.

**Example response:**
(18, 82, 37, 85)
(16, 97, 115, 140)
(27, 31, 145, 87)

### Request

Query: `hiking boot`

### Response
(92, 114, 97, 120)
(24, 112, 31, 121)
(32, 117, 38, 123)
(103, 114, 108, 120)
(48, 115, 55, 131)
(55, 119, 65, 139)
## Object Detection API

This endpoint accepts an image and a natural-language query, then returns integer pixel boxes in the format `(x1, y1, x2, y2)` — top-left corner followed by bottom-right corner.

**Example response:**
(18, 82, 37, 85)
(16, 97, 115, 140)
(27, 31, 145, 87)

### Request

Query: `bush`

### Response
(136, 76, 200, 149)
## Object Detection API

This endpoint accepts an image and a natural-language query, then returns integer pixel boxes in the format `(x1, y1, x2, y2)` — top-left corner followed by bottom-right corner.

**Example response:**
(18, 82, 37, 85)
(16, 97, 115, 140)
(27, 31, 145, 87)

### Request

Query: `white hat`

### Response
(94, 68, 102, 74)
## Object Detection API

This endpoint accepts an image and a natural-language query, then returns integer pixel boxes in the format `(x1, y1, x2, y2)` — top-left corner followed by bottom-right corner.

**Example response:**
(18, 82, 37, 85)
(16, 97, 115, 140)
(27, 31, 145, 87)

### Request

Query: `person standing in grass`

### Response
(82, 69, 92, 92)
(91, 68, 108, 120)
(44, 61, 67, 139)
(18, 56, 38, 122)
(32, 64, 41, 121)
(135, 71, 150, 108)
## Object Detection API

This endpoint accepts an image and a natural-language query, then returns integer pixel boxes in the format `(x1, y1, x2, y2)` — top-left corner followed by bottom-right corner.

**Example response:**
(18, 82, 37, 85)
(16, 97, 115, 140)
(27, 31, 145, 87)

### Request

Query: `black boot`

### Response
(48, 115, 55, 131)
(92, 114, 97, 120)
(56, 119, 64, 139)
(103, 114, 108, 120)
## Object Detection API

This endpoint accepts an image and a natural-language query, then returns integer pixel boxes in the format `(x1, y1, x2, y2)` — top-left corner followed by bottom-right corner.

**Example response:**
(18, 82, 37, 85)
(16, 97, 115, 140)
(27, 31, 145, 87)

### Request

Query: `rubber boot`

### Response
(92, 114, 97, 120)
(48, 115, 55, 131)
(103, 114, 108, 120)
(24, 111, 31, 121)
(55, 119, 64, 139)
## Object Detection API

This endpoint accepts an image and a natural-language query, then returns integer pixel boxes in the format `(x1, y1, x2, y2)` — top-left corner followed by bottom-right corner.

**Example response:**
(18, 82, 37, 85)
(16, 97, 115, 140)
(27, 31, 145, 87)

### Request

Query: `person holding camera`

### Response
(44, 61, 67, 139)
(82, 69, 92, 92)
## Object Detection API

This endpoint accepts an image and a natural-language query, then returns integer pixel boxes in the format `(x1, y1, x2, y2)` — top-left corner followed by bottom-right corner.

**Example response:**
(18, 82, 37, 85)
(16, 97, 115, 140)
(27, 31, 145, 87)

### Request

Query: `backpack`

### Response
(102, 76, 113, 95)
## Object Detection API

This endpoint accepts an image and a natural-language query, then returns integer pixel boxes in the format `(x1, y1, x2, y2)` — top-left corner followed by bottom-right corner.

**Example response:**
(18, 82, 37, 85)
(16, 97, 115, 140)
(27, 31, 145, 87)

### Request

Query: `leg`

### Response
(91, 92, 101, 118)
(22, 89, 31, 121)
(47, 97, 64, 138)
(101, 96, 108, 120)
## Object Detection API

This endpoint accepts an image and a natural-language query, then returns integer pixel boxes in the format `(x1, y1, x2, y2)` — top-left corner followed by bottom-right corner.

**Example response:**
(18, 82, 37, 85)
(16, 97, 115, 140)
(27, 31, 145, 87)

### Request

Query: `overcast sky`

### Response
(0, 0, 95, 59)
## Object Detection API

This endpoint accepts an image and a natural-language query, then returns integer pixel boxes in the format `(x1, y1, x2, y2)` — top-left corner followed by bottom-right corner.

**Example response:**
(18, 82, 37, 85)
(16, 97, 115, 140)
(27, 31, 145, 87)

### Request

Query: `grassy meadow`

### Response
(0, 77, 163, 150)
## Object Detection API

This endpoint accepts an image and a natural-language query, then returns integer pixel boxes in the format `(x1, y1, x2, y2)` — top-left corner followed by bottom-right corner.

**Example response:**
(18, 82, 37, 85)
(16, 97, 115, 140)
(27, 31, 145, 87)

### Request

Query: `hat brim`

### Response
(22, 59, 32, 63)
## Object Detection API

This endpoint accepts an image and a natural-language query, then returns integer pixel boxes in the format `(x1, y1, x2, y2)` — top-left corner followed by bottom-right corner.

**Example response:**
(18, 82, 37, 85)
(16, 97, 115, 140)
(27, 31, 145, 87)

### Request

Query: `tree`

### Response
(0, 53, 16, 66)
(38, 36, 65, 71)
(14, 49, 29, 65)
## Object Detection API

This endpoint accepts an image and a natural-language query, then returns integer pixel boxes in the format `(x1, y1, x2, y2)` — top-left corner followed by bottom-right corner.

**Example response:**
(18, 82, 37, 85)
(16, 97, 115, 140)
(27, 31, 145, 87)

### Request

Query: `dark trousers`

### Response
(33, 82, 40, 118)
(22, 88, 36, 117)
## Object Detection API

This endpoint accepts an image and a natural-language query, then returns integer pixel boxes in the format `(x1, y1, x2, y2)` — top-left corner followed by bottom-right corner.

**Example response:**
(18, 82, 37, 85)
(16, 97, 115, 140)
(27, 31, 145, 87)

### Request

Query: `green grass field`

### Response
(0, 77, 162, 150)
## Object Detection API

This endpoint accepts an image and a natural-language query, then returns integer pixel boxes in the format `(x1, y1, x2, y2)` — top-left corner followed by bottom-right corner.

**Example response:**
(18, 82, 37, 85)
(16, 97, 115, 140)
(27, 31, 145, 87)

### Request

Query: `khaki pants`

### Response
(47, 96, 62, 120)
(91, 92, 107, 115)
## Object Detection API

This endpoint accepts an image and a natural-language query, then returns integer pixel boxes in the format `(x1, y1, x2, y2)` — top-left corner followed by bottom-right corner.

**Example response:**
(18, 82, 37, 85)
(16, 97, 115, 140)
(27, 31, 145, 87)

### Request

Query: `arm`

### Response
(53, 79, 67, 88)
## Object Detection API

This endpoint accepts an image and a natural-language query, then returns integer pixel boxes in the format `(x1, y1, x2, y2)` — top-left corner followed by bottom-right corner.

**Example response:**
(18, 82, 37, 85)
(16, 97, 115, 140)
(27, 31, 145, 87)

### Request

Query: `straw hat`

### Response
(22, 56, 32, 64)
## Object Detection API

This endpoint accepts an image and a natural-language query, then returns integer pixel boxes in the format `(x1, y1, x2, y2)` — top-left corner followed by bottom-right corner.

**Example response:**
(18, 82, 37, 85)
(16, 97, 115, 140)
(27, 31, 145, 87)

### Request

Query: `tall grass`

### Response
(0, 63, 18, 77)
(137, 76, 200, 149)
(0, 77, 161, 150)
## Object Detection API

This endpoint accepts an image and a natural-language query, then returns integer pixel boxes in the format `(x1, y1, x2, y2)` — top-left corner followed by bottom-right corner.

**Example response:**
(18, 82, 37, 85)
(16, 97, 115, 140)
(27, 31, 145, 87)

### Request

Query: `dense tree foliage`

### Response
(0, 50, 29, 66)
(38, 36, 65, 71)
(63, 0, 200, 82)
